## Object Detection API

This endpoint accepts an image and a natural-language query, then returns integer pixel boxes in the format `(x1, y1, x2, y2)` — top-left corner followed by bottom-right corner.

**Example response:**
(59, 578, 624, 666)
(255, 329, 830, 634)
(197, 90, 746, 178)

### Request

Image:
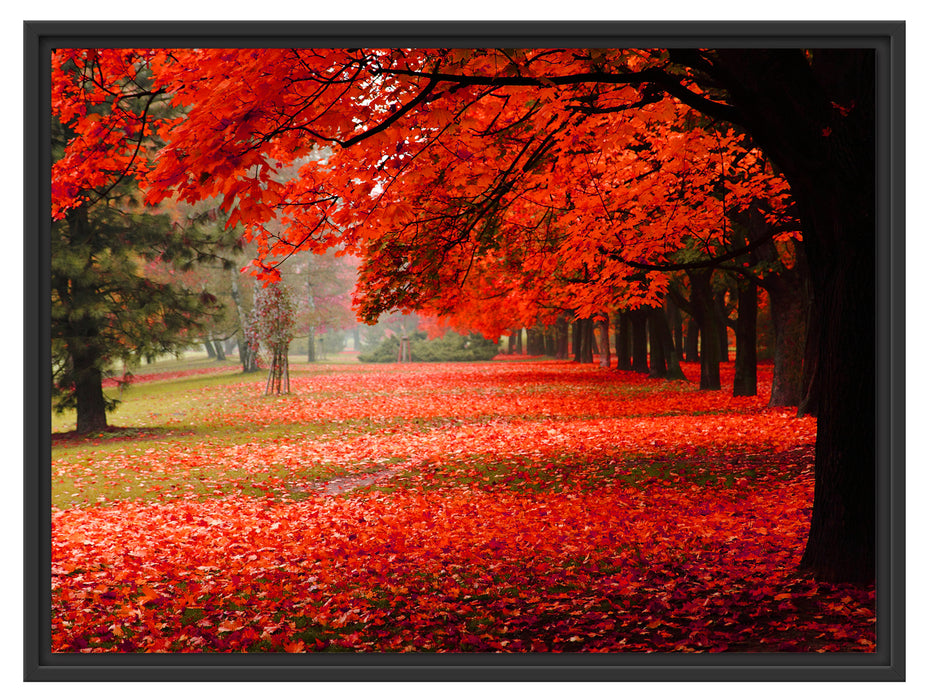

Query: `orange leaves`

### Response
(53, 47, 801, 330)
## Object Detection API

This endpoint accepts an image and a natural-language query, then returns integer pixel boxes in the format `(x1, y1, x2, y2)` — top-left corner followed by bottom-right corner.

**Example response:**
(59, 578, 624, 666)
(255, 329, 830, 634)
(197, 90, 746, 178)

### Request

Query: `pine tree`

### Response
(50, 185, 235, 432)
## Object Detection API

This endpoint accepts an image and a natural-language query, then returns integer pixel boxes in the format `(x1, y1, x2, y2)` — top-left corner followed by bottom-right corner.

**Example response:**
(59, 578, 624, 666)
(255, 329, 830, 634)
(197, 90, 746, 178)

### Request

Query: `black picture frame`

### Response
(25, 20, 906, 682)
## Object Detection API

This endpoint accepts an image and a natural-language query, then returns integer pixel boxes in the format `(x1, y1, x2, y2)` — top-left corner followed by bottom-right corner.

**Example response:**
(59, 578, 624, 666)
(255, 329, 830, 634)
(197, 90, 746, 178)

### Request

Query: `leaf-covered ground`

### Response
(51, 360, 875, 653)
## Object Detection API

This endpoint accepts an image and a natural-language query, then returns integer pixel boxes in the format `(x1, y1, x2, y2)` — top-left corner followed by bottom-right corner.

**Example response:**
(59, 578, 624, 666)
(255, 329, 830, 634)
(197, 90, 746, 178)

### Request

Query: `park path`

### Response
(300, 465, 401, 496)
(319, 470, 392, 495)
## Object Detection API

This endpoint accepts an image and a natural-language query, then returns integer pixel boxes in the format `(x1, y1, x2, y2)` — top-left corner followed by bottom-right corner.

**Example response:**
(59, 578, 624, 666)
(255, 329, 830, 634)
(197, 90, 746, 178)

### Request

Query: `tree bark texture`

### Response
(615, 311, 631, 371)
(597, 317, 611, 368)
(577, 318, 594, 364)
(733, 282, 758, 397)
(651, 304, 686, 381)
(647, 307, 667, 378)
(666, 298, 684, 360)
(629, 308, 649, 374)
(706, 48, 876, 582)
(72, 347, 108, 434)
(684, 319, 699, 362)
(715, 291, 730, 363)
(686, 268, 722, 390)
(555, 316, 569, 360)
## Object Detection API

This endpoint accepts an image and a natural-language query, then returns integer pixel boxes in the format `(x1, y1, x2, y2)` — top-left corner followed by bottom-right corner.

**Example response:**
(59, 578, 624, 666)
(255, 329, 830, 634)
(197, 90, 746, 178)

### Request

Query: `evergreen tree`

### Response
(51, 122, 239, 432)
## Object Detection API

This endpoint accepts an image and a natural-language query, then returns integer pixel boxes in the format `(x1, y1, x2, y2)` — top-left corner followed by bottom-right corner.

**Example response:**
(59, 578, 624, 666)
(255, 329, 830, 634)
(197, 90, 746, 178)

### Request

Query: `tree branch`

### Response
(373, 64, 742, 125)
(603, 225, 797, 273)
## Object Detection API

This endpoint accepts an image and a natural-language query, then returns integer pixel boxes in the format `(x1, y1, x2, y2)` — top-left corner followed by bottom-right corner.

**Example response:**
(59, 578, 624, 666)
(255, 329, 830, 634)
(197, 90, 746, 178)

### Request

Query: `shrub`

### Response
(358, 331, 499, 363)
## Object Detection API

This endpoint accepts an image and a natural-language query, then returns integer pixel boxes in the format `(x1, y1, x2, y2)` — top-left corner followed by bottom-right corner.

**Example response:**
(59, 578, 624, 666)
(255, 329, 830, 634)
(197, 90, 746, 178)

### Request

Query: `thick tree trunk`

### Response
(793, 130, 875, 582)
(597, 317, 611, 368)
(578, 318, 594, 364)
(686, 269, 722, 390)
(555, 316, 569, 360)
(647, 307, 667, 379)
(629, 308, 649, 374)
(796, 300, 820, 417)
(767, 272, 811, 407)
(797, 248, 874, 582)
(705, 48, 876, 582)
(733, 282, 758, 397)
(684, 318, 699, 362)
(72, 348, 108, 434)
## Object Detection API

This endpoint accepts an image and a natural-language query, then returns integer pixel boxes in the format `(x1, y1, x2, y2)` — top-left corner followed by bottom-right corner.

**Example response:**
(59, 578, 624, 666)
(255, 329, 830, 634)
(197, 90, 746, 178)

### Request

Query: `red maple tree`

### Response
(52, 46, 878, 583)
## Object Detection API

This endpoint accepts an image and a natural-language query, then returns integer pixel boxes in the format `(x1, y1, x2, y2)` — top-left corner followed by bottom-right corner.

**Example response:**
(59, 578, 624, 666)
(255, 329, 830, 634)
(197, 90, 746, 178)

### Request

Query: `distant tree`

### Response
(247, 282, 296, 395)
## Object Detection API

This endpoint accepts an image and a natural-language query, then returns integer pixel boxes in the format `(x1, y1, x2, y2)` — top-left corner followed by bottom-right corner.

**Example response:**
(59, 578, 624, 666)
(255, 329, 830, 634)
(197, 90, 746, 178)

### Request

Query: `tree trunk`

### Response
(307, 326, 317, 362)
(797, 297, 820, 417)
(527, 326, 546, 355)
(767, 271, 811, 407)
(266, 343, 291, 395)
(508, 328, 522, 355)
(798, 229, 874, 581)
(684, 318, 700, 362)
(647, 307, 667, 379)
(204, 341, 216, 358)
(795, 166, 875, 582)
(715, 291, 730, 362)
(229, 269, 258, 373)
(72, 347, 108, 434)
(555, 316, 569, 360)
(666, 298, 684, 360)
(705, 48, 876, 582)
(686, 269, 721, 390)
(615, 311, 631, 371)
(733, 282, 758, 397)
(629, 308, 649, 374)
(651, 304, 686, 381)
(577, 318, 594, 364)
(731, 208, 811, 408)
(597, 317, 611, 368)
(213, 339, 226, 361)
(571, 319, 580, 362)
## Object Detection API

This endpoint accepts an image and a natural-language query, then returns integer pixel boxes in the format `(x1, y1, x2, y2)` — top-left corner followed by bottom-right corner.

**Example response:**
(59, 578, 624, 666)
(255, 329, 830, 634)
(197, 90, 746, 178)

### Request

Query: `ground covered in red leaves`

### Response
(51, 361, 875, 653)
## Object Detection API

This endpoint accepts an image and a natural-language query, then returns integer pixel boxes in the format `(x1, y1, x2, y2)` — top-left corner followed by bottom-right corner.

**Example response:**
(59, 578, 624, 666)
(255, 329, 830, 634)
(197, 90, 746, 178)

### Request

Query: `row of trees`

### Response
(51, 45, 880, 582)
(499, 251, 804, 407)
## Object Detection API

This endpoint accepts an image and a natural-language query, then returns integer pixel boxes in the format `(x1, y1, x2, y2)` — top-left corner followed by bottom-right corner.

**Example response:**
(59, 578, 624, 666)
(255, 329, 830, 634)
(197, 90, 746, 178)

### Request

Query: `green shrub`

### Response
(358, 331, 499, 363)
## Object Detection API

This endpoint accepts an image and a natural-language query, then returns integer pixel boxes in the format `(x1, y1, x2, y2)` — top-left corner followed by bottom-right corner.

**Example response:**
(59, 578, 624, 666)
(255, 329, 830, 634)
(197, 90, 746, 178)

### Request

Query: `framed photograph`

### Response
(25, 20, 905, 681)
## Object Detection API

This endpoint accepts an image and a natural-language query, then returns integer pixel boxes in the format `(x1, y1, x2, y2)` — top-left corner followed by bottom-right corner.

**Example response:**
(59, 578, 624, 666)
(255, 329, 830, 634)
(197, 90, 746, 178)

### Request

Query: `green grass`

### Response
(51, 358, 386, 509)
(51, 356, 803, 511)
(51, 353, 363, 433)
(364, 451, 765, 495)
